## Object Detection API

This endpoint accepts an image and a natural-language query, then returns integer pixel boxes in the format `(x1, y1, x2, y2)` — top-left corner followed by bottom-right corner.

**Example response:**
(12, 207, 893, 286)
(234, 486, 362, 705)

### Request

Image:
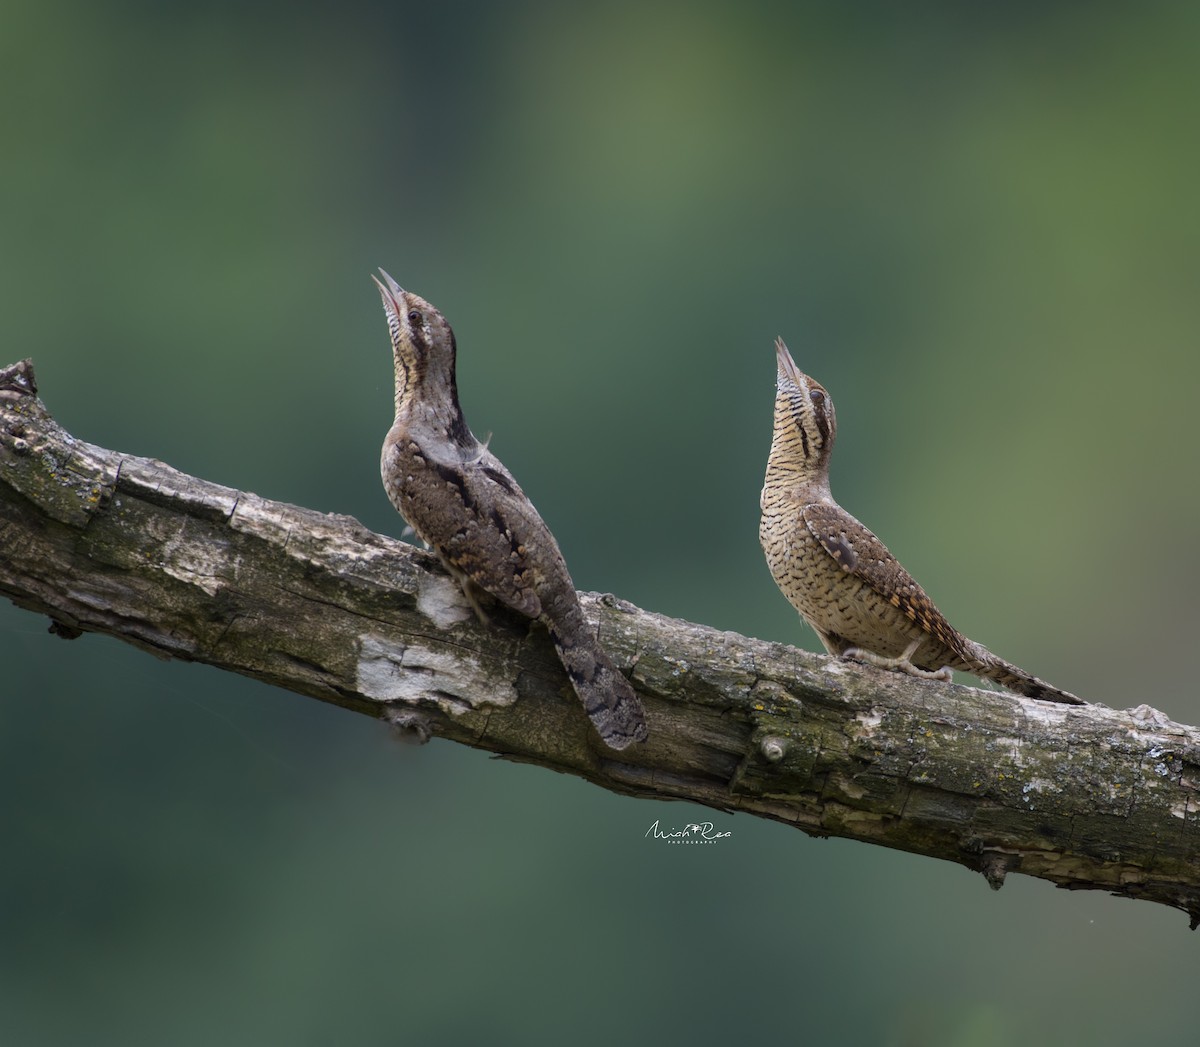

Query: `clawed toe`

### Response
(841, 643, 951, 683)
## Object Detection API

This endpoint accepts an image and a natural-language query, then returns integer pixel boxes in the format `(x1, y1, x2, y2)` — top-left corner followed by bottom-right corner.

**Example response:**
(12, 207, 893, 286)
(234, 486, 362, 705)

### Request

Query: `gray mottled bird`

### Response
(760, 337, 1083, 705)
(373, 270, 648, 748)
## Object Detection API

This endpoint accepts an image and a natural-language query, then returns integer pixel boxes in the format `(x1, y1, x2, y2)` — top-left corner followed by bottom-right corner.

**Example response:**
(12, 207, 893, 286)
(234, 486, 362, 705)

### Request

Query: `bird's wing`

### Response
(800, 502, 967, 657)
(437, 453, 564, 620)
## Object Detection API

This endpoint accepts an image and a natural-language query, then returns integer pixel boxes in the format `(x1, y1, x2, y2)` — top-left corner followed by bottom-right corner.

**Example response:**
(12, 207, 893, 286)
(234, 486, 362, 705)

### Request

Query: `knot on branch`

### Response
(979, 852, 1011, 891)
(48, 618, 83, 640)
(760, 735, 790, 762)
(0, 359, 37, 401)
(385, 708, 434, 745)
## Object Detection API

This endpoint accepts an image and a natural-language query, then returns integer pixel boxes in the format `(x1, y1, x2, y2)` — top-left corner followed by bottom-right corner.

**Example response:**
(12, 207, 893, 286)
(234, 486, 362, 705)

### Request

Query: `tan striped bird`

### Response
(760, 337, 1082, 705)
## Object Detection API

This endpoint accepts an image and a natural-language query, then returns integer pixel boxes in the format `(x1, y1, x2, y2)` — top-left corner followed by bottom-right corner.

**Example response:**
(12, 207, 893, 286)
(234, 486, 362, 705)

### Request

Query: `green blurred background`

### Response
(3, 2, 1199, 1044)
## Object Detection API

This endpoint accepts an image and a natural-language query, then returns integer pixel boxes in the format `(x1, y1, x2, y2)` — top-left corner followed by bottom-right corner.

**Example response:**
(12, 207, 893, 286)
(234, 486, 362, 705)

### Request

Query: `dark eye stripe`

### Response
(409, 318, 428, 357)
(812, 398, 830, 448)
(789, 397, 811, 458)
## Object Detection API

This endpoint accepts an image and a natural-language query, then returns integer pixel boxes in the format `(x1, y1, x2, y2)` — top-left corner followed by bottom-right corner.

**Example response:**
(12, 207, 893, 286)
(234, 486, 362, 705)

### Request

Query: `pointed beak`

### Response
(372, 268, 405, 308)
(774, 336, 805, 388)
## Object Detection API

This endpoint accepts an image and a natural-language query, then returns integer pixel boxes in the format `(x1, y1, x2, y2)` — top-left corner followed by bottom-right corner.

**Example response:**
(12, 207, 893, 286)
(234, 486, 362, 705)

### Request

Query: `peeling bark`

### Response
(2, 358, 1199, 926)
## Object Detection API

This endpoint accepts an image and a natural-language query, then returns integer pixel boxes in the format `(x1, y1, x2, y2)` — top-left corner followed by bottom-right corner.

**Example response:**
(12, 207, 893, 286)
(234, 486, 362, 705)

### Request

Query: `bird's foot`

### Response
(842, 640, 952, 682)
(460, 580, 491, 626)
(438, 556, 491, 625)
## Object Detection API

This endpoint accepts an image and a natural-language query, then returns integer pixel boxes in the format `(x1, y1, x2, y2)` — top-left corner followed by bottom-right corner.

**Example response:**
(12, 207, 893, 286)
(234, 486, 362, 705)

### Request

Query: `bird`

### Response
(759, 336, 1083, 705)
(372, 270, 649, 748)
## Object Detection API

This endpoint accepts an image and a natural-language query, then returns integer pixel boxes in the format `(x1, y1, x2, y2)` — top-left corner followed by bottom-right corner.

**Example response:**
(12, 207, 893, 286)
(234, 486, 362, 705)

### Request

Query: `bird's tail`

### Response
(546, 612, 648, 750)
(961, 642, 1085, 705)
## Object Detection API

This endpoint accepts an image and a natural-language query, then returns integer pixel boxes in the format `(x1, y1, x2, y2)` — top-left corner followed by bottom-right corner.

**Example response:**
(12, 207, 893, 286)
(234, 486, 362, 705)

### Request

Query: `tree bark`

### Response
(3, 358, 1199, 926)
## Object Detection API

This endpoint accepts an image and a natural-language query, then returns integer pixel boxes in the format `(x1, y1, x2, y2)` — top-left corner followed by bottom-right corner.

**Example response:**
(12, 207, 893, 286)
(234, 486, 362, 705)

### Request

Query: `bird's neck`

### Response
(764, 458, 834, 506)
(392, 375, 476, 452)
(765, 394, 834, 499)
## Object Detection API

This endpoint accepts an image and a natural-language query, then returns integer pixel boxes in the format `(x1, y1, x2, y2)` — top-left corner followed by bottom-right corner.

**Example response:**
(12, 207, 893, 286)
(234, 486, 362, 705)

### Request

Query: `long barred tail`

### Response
(546, 615, 648, 749)
(959, 642, 1085, 705)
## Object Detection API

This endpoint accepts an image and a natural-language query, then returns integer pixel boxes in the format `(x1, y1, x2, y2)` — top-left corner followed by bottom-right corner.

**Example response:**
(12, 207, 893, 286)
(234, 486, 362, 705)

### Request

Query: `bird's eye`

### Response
(407, 310, 423, 326)
(810, 389, 825, 405)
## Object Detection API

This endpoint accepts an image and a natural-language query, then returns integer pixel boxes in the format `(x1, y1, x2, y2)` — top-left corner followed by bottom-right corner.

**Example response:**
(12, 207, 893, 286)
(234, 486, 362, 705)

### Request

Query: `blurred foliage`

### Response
(3, 2, 1200, 1044)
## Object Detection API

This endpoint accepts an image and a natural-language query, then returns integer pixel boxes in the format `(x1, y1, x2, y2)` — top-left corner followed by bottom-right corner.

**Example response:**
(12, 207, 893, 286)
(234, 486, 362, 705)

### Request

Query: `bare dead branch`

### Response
(2, 358, 1198, 926)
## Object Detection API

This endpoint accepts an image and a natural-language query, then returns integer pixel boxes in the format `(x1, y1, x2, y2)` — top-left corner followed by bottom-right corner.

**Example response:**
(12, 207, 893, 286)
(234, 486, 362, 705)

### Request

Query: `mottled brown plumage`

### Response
(374, 270, 648, 748)
(760, 337, 1083, 705)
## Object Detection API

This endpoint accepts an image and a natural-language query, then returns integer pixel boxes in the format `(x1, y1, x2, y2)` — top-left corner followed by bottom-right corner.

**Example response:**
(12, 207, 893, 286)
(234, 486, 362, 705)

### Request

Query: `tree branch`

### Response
(3, 358, 1199, 926)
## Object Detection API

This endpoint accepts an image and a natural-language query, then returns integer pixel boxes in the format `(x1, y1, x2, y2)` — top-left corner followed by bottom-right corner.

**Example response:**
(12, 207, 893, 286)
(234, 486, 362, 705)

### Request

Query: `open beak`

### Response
(372, 268, 405, 308)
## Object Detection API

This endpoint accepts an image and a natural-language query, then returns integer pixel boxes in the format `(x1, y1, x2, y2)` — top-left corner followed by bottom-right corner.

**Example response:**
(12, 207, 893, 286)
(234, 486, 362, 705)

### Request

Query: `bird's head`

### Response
(373, 269, 459, 412)
(771, 337, 837, 475)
